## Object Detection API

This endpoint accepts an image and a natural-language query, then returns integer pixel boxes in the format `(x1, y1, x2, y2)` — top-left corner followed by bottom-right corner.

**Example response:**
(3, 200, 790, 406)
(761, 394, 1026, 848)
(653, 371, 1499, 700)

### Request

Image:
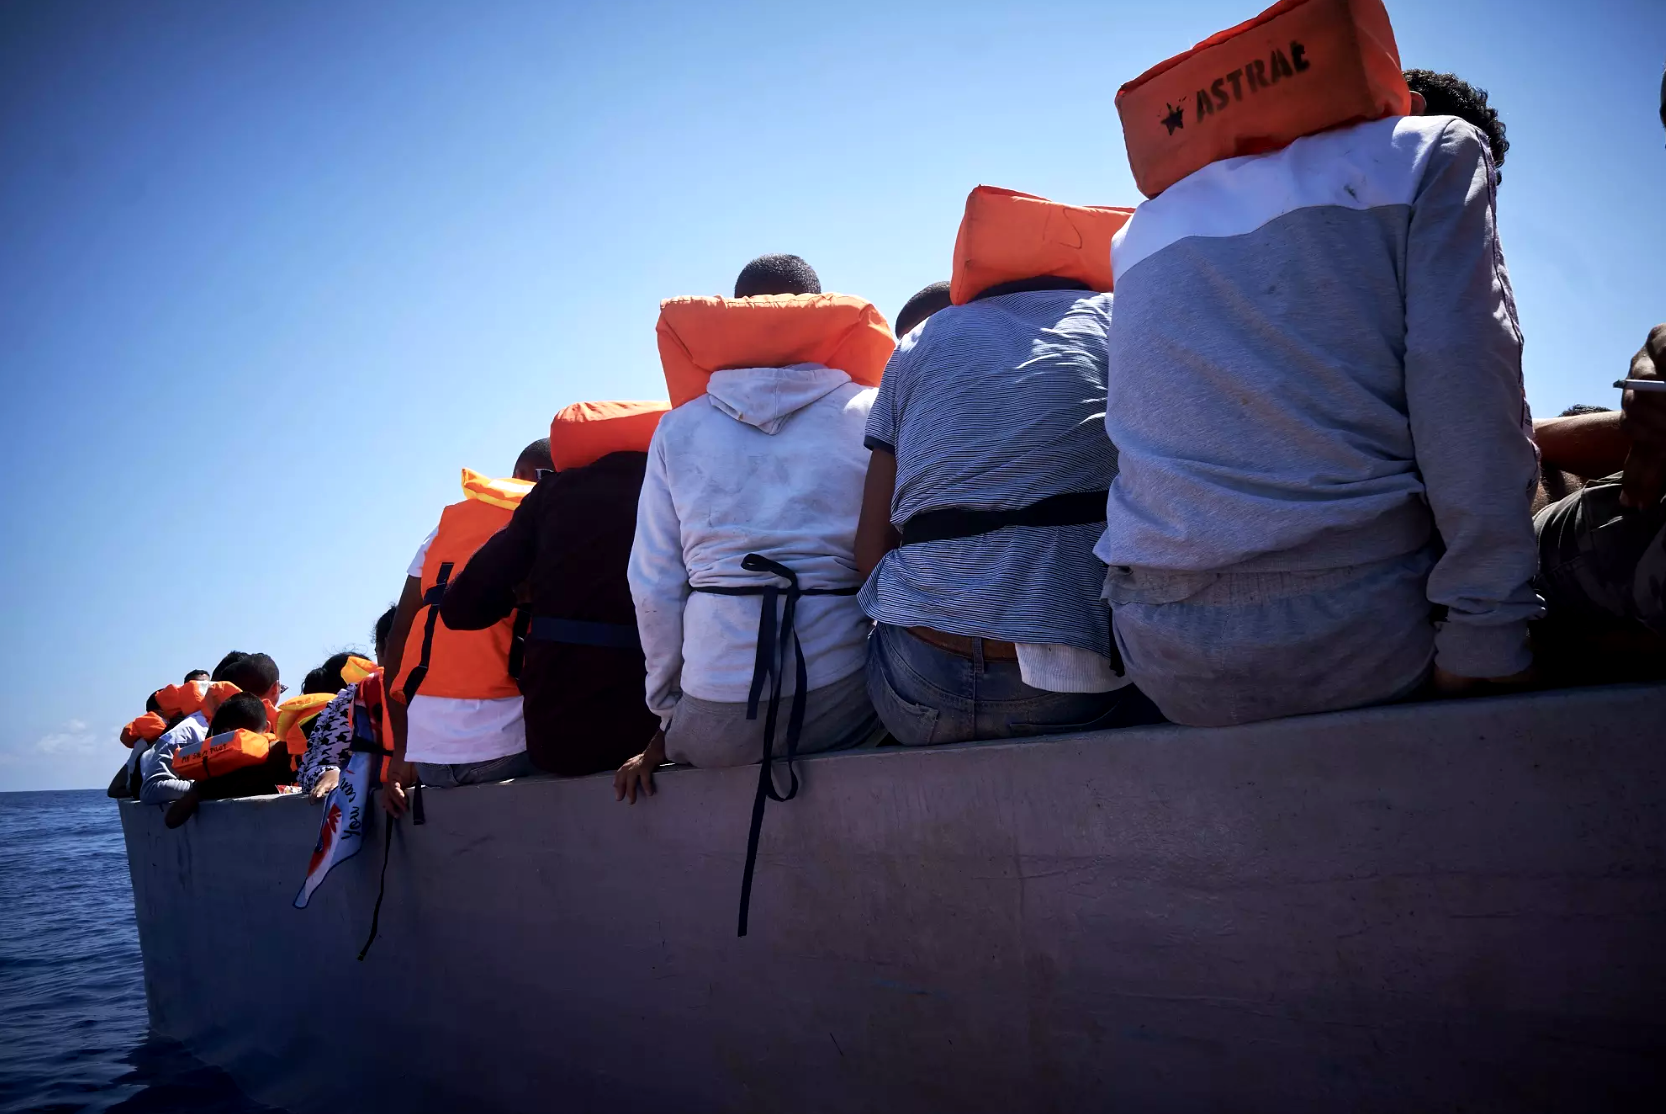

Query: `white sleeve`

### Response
(627, 433, 689, 729)
(406, 527, 438, 579)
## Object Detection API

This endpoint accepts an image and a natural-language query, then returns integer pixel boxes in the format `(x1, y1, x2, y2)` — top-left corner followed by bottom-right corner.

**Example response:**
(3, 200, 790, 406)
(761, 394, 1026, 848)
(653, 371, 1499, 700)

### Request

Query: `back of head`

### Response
(144, 692, 163, 715)
(513, 438, 553, 481)
(210, 652, 248, 682)
(734, 254, 821, 298)
(208, 692, 268, 736)
(220, 652, 280, 699)
(302, 651, 355, 695)
(1404, 69, 1507, 178)
(183, 669, 210, 683)
(374, 605, 398, 661)
(895, 282, 953, 338)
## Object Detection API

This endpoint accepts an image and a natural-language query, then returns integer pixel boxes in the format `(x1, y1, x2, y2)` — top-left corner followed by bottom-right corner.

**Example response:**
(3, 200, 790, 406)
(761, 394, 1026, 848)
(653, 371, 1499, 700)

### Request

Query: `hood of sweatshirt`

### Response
(705, 363, 853, 435)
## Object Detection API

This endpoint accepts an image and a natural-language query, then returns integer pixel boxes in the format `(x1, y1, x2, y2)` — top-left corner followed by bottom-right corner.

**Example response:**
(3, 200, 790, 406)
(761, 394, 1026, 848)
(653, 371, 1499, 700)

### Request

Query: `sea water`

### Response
(0, 790, 274, 1113)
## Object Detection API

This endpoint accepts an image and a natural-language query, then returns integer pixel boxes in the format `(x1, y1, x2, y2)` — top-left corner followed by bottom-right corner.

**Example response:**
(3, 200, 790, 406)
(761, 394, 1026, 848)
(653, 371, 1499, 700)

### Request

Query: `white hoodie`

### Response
(629, 363, 874, 726)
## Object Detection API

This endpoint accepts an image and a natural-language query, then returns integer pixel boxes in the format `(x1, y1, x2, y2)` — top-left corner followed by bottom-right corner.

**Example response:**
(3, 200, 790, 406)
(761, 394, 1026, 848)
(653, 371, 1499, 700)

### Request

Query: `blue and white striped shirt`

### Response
(859, 289, 1119, 658)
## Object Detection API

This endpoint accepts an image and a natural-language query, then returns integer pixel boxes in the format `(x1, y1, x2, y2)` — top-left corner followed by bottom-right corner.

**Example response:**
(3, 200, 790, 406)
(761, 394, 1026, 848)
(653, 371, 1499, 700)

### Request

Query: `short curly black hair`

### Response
(734, 254, 821, 298)
(1404, 70, 1508, 180)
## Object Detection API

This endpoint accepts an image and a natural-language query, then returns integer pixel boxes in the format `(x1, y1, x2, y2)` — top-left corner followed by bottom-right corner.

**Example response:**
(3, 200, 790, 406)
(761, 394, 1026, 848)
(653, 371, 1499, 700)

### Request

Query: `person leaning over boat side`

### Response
(1099, 13, 1542, 726)
(441, 402, 663, 778)
(139, 652, 282, 805)
(162, 693, 294, 828)
(299, 606, 396, 798)
(379, 442, 550, 817)
(856, 190, 1163, 746)
(614, 256, 887, 802)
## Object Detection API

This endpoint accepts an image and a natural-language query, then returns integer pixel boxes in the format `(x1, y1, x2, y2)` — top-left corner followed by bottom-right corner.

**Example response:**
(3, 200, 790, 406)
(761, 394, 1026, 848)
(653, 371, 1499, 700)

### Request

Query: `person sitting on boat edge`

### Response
(139, 651, 282, 805)
(1099, 4, 1542, 727)
(380, 441, 550, 815)
(161, 692, 295, 827)
(614, 255, 889, 803)
(856, 187, 1163, 746)
(441, 401, 665, 778)
(298, 606, 396, 798)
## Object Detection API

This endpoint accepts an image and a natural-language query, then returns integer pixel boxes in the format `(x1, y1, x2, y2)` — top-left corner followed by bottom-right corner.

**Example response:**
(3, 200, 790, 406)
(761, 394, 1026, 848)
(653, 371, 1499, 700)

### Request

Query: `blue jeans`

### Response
(865, 624, 1164, 746)
(414, 750, 539, 788)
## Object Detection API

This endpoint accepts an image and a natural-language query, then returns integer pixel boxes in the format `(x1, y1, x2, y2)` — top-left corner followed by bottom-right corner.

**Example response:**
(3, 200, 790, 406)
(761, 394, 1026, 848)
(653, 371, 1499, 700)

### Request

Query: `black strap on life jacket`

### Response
(346, 703, 398, 961)
(527, 616, 642, 650)
(691, 554, 859, 937)
(898, 489, 1110, 547)
(400, 561, 454, 703)
(506, 606, 530, 679)
(896, 489, 1125, 676)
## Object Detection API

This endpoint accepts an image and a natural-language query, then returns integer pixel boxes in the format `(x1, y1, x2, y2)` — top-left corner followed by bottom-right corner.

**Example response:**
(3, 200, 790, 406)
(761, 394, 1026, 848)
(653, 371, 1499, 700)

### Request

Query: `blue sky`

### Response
(1, 0, 1662, 791)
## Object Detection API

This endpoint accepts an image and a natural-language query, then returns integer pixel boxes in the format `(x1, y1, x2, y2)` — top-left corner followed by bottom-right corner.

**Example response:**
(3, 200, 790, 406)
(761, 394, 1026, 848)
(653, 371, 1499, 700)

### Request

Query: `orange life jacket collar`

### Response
(656, 294, 895, 409)
(1116, 0, 1409, 198)
(950, 186, 1133, 305)
(549, 400, 669, 471)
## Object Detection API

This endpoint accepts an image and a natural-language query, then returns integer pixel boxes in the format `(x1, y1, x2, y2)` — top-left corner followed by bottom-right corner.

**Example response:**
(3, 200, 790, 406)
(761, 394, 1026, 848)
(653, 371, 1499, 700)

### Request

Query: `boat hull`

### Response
(120, 684, 1666, 1113)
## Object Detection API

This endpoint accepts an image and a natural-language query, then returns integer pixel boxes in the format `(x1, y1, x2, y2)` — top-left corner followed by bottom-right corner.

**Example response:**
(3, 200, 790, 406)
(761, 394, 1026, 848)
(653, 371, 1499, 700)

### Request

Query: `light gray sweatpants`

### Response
(664, 667, 882, 768)
(1105, 549, 1437, 728)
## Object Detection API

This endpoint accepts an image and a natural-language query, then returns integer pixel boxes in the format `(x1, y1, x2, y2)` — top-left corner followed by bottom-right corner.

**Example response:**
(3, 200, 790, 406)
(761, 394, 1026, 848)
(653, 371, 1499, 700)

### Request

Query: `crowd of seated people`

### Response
(112, 17, 1666, 835)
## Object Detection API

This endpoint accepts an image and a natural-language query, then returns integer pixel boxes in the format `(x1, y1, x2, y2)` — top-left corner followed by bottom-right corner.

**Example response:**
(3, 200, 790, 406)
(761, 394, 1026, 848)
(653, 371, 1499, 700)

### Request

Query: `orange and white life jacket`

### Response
(391, 469, 532, 704)
(656, 294, 895, 409)
(949, 186, 1133, 305)
(549, 400, 669, 470)
(1116, 0, 1409, 198)
(153, 679, 242, 721)
(174, 729, 276, 781)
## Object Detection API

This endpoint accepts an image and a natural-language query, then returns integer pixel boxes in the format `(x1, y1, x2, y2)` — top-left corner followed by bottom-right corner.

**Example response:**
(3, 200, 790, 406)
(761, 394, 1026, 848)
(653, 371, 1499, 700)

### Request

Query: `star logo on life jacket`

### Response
(1161, 102, 1186, 135)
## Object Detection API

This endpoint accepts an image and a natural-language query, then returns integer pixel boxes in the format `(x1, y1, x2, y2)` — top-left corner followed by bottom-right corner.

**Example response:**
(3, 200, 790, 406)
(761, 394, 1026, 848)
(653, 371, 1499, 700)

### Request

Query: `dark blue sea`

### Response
(0, 790, 275, 1113)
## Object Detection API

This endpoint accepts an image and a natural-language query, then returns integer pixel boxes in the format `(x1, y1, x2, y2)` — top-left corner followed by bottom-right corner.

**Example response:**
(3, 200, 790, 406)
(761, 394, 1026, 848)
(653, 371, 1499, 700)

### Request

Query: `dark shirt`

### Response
(440, 452, 657, 775)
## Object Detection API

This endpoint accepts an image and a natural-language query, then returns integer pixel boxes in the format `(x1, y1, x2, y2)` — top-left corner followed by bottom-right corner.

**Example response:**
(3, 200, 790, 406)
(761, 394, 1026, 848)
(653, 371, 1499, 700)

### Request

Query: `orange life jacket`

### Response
(549, 400, 669, 470)
(391, 469, 532, 703)
(1116, 0, 1409, 198)
(656, 294, 895, 409)
(174, 729, 276, 781)
(153, 679, 242, 721)
(949, 186, 1134, 305)
(119, 713, 169, 748)
(274, 692, 337, 762)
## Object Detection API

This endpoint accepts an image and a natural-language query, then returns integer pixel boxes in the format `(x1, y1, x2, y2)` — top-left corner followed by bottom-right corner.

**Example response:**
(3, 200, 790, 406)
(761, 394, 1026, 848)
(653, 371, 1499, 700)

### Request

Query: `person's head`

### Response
(144, 692, 163, 715)
(183, 669, 209, 683)
(513, 438, 553, 481)
(302, 651, 355, 696)
(1404, 70, 1508, 182)
(207, 692, 269, 736)
(210, 652, 248, 682)
(374, 605, 397, 664)
(734, 254, 821, 298)
(895, 282, 953, 338)
(218, 652, 281, 702)
(1560, 404, 1613, 417)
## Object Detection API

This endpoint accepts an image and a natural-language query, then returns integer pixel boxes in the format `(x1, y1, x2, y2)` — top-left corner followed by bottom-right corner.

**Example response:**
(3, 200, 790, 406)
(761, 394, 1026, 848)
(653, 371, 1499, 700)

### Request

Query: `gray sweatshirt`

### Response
(1096, 114, 1542, 678)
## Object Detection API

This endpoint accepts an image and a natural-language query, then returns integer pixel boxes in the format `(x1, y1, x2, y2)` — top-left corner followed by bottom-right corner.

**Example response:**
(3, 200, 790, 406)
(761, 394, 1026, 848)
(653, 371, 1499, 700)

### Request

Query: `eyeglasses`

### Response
(278, 683, 289, 694)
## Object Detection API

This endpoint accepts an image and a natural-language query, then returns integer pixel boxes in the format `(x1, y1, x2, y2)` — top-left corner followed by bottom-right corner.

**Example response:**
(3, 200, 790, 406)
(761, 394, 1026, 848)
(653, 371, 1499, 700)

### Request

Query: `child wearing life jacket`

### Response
(615, 256, 888, 803)
(298, 607, 397, 798)
(161, 693, 294, 828)
(1098, 0, 1541, 726)
(440, 401, 664, 776)
(855, 187, 1163, 746)
(380, 441, 551, 815)
(139, 652, 282, 805)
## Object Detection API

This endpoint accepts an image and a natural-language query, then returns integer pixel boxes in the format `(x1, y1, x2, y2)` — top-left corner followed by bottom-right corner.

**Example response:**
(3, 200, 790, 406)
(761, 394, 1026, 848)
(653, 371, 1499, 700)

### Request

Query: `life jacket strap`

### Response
(401, 562, 454, 703)
(691, 554, 859, 937)
(898, 489, 1109, 547)
(526, 616, 642, 650)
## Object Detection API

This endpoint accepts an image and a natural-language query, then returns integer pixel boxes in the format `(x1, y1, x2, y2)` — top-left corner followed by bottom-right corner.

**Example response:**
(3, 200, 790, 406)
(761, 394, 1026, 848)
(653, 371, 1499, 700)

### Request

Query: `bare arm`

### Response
(855, 448, 900, 579)
(1533, 410, 1628, 480)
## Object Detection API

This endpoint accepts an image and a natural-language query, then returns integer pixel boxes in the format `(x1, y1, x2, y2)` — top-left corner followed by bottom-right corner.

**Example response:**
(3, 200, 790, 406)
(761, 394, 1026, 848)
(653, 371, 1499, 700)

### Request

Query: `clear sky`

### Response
(1, 0, 1662, 791)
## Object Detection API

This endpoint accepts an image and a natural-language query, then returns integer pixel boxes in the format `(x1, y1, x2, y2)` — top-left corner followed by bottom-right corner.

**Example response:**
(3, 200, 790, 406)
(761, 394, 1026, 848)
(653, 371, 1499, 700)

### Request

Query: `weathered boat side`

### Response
(120, 685, 1666, 1114)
